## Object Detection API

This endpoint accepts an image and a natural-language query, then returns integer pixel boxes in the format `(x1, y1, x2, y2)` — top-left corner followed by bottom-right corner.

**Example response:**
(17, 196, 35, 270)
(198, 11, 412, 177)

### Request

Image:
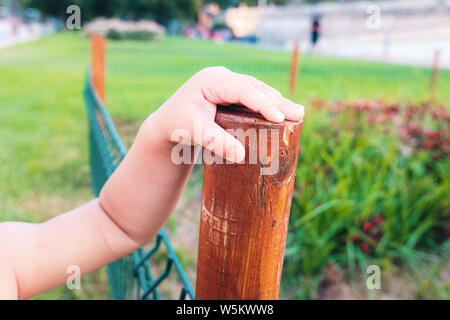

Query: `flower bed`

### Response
(284, 99, 449, 299)
(84, 18, 165, 41)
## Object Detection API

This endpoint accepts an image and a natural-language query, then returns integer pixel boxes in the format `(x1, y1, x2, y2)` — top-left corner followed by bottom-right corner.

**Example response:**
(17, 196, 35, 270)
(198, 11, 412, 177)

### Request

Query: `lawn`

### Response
(0, 32, 449, 299)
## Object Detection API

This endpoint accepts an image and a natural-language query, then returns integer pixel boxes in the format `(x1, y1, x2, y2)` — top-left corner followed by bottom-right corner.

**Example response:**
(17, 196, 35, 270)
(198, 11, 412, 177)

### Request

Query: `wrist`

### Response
(139, 111, 170, 152)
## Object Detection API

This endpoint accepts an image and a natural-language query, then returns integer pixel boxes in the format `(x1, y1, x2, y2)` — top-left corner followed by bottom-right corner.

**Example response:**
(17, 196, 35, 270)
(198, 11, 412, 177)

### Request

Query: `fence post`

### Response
(289, 41, 300, 99)
(196, 105, 302, 299)
(91, 34, 105, 103)
(430, 49, 440, 104)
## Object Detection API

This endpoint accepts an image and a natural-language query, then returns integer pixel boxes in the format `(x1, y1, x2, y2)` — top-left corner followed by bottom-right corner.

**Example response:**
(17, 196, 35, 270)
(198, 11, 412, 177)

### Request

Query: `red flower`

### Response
(373, 215, 384, 225)
(352, 234, 360, 242)
(363, 221, 373, 232)
(310, 99, 325, 109)
(427, 131, 440, 140)
(387, 103, 399, 114)
(360, 243, 370, 253)
(407, 122, 420, 134)
(354, 100, 366, 111)
(432, 106, 449, 121)
(423, 140, 434, 150)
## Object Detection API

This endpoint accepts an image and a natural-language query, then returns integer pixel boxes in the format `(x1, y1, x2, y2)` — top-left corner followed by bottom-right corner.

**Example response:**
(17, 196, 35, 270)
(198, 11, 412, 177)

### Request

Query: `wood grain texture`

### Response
(196, 105, 302, 300)
(91, 34, 105, 103)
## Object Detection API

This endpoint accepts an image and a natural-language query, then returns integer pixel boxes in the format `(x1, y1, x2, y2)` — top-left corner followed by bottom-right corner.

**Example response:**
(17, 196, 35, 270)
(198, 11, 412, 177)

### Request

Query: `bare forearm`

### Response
(0, 67, 304, 300)
(1, 199, 139, 299)
(99, 117, 195, 245)
(1, 118, 193, 299)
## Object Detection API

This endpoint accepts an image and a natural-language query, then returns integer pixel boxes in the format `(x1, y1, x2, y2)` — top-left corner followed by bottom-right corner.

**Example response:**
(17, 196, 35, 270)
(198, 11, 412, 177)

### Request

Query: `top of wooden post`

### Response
(216, 104, 302, 127)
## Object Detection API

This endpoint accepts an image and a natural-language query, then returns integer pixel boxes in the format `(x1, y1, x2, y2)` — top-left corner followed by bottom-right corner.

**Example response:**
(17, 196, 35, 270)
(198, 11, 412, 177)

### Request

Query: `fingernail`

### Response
(273, 89, 282, 99)
(275, 110, 285, 122)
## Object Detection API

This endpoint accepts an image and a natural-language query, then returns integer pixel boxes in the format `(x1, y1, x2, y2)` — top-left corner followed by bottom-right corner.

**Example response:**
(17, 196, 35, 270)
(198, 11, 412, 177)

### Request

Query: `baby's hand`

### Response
(100, 67, 304, 245)
(0, 67, 305, 299)
(140, 66, 304, 163)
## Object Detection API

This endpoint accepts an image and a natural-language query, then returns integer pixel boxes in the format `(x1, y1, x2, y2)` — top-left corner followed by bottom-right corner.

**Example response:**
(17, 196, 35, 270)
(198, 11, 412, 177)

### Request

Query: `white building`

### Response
(222, 0, 450, 68)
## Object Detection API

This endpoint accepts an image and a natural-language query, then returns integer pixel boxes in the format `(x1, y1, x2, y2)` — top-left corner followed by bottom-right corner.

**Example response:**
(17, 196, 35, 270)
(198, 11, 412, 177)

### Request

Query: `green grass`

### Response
(286, 102, 449, 299)
(1, 32, 449, 299)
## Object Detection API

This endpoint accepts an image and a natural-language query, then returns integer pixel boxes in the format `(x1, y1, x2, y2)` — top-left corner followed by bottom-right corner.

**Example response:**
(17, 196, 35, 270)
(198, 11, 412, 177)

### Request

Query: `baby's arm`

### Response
(0, 67, 304, 299)
(0, 200, 139, 299)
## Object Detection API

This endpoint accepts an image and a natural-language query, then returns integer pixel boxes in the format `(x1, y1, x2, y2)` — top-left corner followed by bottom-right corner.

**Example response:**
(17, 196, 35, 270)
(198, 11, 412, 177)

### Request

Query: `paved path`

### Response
(0, 21, 50, 49)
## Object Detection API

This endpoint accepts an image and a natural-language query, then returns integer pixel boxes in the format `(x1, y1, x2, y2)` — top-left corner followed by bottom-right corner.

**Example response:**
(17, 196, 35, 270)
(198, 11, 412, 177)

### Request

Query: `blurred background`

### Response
(0, 0, 449, 299)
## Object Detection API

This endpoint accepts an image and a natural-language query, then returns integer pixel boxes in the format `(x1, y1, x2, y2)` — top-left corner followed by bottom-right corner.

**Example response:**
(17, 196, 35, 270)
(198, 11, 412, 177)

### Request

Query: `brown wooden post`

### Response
(91, 34, 105, 103)
(289, 42, 300, 98)
(430, 49, 440, 104)
(196, 105, 302, 300)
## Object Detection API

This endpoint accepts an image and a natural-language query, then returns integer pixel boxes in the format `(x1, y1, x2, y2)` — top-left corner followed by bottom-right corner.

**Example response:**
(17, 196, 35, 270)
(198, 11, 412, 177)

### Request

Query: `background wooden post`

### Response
(430, 49, 440, 104)
(289, 41, 300, 99)
(196, 106, 302, 300)
(91, 34, 105, 103)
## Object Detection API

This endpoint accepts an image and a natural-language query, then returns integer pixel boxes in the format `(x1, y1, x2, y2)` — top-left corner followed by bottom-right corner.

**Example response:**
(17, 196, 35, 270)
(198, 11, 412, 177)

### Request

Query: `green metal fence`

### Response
(83, 71, 195, 300)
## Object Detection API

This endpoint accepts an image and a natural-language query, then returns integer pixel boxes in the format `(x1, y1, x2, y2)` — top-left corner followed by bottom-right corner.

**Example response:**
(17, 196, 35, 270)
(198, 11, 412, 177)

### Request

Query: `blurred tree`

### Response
(204, 0, 292, 9)
(204, 0, 238, 8)
(23, 0, 84, 21)
(23, 0, 198, 25)
(116, 0, 198, 24)
(85, 0, 121, 18)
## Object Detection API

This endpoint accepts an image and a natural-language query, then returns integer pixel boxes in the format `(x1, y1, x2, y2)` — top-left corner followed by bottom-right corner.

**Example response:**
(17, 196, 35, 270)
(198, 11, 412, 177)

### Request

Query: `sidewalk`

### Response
(0, 20, 51, 49)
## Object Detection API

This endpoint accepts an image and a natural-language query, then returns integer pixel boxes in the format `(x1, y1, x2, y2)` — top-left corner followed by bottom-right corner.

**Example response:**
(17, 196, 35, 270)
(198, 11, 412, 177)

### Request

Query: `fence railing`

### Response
(83, 71, 194, 300)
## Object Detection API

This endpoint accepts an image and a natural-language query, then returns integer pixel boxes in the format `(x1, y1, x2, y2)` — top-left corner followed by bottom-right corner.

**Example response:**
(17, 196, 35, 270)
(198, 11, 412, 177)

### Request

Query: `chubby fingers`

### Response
(239, 74, 305, 122)
(199, 67, 305, 123)
(191, 110, 246, 163)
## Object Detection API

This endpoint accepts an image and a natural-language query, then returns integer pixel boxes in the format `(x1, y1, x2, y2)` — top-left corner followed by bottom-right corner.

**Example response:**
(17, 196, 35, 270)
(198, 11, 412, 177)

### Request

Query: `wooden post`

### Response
(430, 49, 440, 104)
(196, 105, 302, 300)
(289, 42, 300, 99)
(91, 34, 105, 103)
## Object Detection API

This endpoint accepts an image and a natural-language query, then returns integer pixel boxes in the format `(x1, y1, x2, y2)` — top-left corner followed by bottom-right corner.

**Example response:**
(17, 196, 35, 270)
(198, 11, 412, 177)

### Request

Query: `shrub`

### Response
(283, 100, 449, 299)
(84, 18, 165, 41)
